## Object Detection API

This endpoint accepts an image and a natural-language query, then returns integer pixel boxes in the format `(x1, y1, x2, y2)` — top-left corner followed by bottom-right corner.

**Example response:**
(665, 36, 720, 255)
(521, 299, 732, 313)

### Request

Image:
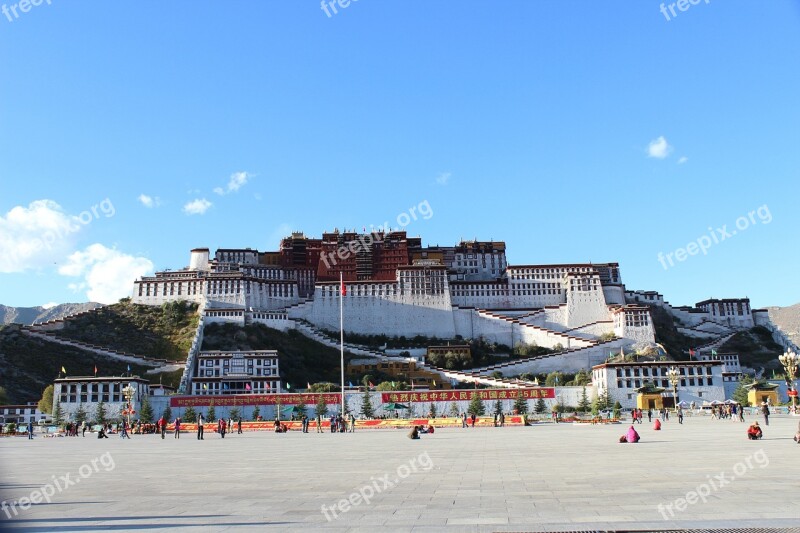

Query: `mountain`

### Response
(0, 303, 102, 326)
(766, 303, 800, 347)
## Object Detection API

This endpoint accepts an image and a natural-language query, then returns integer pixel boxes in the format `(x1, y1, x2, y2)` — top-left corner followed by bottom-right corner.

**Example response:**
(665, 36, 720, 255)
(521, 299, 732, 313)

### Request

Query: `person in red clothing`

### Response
(218, 418, 226, 438)
(158, 416, 167, 439)
(747, 421, 762, 440)
(653, 418, 662, 431)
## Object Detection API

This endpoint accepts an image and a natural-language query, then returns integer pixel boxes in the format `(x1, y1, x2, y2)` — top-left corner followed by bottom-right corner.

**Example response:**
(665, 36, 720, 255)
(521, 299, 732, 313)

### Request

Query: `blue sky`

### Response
(1, 1, 798, 309)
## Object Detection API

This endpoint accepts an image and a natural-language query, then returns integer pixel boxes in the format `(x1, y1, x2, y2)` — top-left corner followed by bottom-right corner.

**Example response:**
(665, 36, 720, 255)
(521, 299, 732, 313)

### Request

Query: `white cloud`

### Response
(215, 171, 253, 195)
(0, 199, 82, 273)
(58, 244, 153, 304)
(183, 198, 212, 215)
(138, 194, 161, 208)
(41, 302, 58, 309)
(678, 156, 688, 164)
(647, 136, 673, 159)
(435, 172, 452, 186)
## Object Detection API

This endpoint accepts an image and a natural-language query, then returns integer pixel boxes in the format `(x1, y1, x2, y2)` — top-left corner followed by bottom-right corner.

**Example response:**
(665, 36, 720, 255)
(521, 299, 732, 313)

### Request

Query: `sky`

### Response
(1, 1, 799, 309)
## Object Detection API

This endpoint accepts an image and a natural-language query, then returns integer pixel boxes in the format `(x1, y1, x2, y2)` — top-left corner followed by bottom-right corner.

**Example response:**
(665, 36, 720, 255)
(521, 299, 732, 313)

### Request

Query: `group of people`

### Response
(710, 403, 745, 421)
(408, 425, 435, 439)
(461, 413, 477, 428)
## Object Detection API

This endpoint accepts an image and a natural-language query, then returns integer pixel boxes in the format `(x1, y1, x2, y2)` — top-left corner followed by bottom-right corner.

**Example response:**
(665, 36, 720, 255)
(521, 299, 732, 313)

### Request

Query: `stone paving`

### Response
(1, 414, 799, 532)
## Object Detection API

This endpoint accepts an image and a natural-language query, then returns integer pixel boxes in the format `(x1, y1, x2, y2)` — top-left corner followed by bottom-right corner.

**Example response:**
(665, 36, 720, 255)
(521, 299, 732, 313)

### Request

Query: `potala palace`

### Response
(124, 229, 794, 403)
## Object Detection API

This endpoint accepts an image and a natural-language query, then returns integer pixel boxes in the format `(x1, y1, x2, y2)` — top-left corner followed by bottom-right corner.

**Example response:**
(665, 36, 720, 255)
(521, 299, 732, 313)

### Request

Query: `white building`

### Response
(592, 361, 726, 409)
(0, 403, 48, 426)
(191, 350, 280, 396)
(53, 376, 150, 422)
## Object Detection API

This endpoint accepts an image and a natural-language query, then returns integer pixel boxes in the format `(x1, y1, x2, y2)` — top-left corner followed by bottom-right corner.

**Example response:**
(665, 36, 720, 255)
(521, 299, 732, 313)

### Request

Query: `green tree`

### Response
(535, 397, 547, 414)
(0, 386, 8, 405)
(545, 372, 564, 387)
(513, 392, 529, 414)
(467, 395, 485, 417)
(577, 387, 591, 413)
(229, 407, 241, 421)
(74, 403, 87, 425)
(449, 401, 460, 417)
(592, 388, 611, 412)
(361, 386, 375, 419)
(315, 395, 328, 417)
(428, 402, 437, 418)
(183, 406, 197, 423)
(54, 401, 64, 425)
(252, 405, 261, 420)
(207, 404, 216, 421)
(38, 385, 54, 414)
(94, 401, 107, 425)
(139, 396, 154, 423)
(494, 399, 503, 416)
(732, 375, 754, 406)
(613, 400, 622, 419)
(294, 398, 307, 419)
(571, 369, 592, 386)
(162, 405, 172, 422)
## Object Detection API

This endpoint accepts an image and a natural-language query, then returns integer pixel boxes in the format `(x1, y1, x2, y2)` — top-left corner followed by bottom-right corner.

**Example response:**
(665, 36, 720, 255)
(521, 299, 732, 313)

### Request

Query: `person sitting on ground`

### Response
(408, 426, 420, 440)
(97, 426, 109, 439)
(653, 418, 662, 431)
(747, 421, 763, 440)
(620, 425, 640, 443)
(427, 424, 435, 434)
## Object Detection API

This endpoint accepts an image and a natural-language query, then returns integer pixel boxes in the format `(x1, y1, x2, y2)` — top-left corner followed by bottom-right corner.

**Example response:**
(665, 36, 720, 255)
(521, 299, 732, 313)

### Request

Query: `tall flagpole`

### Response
(340, 271, 345, 418)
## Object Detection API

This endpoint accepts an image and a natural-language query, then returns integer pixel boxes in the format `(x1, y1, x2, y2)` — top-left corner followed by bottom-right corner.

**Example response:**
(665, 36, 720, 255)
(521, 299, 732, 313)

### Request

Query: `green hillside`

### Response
(201, 323, 355, 387)
(718, 326, 784, 372)
(55, 299, 199, 361)
(0, 324, 175, 405)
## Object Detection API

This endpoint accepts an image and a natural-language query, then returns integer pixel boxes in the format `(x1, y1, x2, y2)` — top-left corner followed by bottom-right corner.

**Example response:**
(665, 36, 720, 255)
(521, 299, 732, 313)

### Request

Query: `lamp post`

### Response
(667, 367, 680, 411)
(778, 348, 799, 413)
(122, 383, 136, 429)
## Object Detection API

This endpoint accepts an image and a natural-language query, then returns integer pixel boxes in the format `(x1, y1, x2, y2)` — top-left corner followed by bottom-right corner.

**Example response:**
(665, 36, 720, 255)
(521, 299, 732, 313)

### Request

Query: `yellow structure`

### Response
(634, 382, 668, 410)
(747, 384, 779, 407)
(347, 360, 451, 389)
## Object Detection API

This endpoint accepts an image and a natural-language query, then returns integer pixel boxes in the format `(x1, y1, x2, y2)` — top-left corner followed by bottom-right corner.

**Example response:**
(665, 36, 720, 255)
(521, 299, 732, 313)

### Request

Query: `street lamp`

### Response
(667, 367, 680, 411)
(778, 348, 799, 413)
(122, 383, 136, 429)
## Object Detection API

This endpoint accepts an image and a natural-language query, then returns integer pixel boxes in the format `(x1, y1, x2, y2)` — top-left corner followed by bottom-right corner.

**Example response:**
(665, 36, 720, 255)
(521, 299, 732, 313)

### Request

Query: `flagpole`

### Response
(340, 271, 345, 418)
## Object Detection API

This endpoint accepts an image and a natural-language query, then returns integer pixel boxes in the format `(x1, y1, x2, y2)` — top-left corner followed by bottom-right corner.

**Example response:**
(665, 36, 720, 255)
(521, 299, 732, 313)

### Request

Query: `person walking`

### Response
(677, 406, 684, 425)
(218, 418, 226, 438)
(159, 416, 167, 439)
(27, 421, 34, 440)
(470, 414, 476, 427)
(174, 417, 181, 439)
(499, 412, 505, 427)
(461, 412, 467, 428)
(761, 402, 770, 426)
(197, 413, 204, 440)
(82, 422, 88, 437)
(237, 418, 243, 434)
(647, 409, 652, 423)
(120, 421, 130, 439)
(316, 413, 323, 433)
(349, 413, 356, 433)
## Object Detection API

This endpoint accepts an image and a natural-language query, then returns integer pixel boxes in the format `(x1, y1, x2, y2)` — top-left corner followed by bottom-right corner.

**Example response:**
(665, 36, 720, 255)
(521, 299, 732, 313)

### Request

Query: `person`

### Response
(329, 415, 336, 433)
(27, 421, 34, 440)
(738, 404, 745, 422)
(761, 402, 770, 426)
(653, 418, 662, 431)
(461, 412, 467, 428)
(620, 425, 640, 443)
(159, 416, 167, 439)
(237, 418, 243, 434)
(316, 413, 323, 433)
(174, 417, 181, 439)
(197, 413, 204, 440)
(408, 426, 420, 440)
(120, 421, 130, 439)
(218, 418, 226, 438)
(747, 421, 763, 440)
(228, 418, 233, 435)
(470, 414, 476, 427)
(97, 426, 109, 439)
(499, 412, 505, 427)
(82, 422, 88, 437)
(493, 413, 498, 427)
(677, 406, 684, 425)
(349, 413, 356, 433)
(647, 409, 652, 423)
(793, 421, 800, 444)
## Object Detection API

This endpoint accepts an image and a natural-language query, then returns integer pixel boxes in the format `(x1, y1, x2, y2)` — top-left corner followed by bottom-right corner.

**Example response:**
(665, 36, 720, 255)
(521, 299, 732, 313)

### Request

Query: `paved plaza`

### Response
(1, 415, 799, 532)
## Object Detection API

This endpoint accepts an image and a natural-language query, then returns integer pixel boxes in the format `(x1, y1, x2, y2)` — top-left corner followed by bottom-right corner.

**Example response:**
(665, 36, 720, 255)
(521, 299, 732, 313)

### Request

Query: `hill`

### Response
(766, 303, 800, 347)
(0, 324, 180, 405)
(648, 305, 713, 359)
(0, 302, 102, 326)
(54, 300, 200, 361)
(201, 322, 357, 388)
(718, 326, 785, 373)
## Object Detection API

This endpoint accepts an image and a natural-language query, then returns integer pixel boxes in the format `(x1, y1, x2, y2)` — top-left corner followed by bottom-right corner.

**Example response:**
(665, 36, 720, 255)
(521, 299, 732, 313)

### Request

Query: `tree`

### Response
(577, 387, 591, 413)
(162, 405, 172, 422)
(0, 386, 8, 405)
(513, 393, 528, 414)
(494, 399, 503, 416)
(38, 385, 54, 414)
(183, 406, 197, 423)
(207, 404, 216, 421)
(294, 398, 307, 420)
(315, 395, 328, 418)
(732, 375, 754, 406)
(139, 396, 154, 424)
(545, 372, 564, 387)
(428, 403, 437, 419)
(94, 401, 106, 425)
(535, 397, 547, 414)
(449, 401, 460, 417)
(592, 388, 611, 412)
(54, 401, 64, 426)
(467, 395, 485, 417)
(361, 386, 375, 419)
(572, 369, 592, 386)
(74, 403, 87, 425)
(252, 405, 261, 421)
(613, 401, 622, 419)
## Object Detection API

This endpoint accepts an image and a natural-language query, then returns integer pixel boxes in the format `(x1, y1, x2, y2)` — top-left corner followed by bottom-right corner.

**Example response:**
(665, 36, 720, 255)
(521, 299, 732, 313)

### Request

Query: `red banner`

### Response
(380, 388, 555, 404)
(170, 393, 341, 408)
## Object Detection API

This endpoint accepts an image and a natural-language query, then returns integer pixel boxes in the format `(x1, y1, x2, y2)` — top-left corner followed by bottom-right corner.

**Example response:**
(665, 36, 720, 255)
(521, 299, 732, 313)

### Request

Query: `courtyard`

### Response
(1, 415, 799, 532)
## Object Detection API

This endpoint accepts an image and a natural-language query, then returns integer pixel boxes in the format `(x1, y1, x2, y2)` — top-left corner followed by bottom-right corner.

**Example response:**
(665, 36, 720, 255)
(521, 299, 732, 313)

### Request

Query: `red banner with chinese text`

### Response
(169, 393, 341, 408)
(380, 388, 555, 403)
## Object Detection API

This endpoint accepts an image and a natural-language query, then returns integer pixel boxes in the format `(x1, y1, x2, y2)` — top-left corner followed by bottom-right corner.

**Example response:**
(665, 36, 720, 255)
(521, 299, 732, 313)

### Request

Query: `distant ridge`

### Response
(766, 303, 800, 348)
(0, 303, 103, 326)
